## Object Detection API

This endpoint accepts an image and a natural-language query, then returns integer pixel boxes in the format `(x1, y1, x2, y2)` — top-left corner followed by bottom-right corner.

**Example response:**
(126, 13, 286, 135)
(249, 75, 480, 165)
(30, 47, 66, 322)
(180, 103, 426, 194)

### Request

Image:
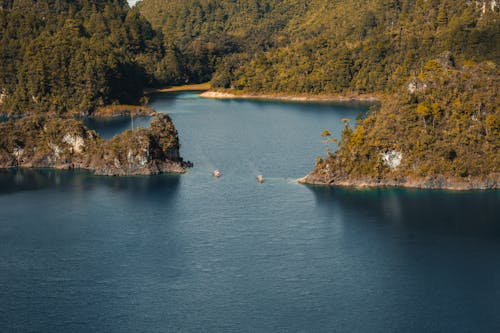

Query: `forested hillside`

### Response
(0, 0, 171, 116)
(138, 0, 499, 94)
(137, 0, 309, 84)
(2, 0, 497, 115)
(300, 57, 499, 188)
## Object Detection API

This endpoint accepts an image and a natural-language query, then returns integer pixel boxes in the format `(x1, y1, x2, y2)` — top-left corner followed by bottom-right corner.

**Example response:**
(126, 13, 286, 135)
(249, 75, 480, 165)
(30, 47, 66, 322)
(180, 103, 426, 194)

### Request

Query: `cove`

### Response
(0, 92, 499, 332)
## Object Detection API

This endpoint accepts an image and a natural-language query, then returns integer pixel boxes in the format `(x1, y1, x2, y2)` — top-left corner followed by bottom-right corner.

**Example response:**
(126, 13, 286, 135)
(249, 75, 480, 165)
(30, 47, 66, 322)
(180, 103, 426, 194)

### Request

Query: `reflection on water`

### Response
(0, 169, 66, 194)
(0, 168, 180, 198)
(308, 185, 500, 240)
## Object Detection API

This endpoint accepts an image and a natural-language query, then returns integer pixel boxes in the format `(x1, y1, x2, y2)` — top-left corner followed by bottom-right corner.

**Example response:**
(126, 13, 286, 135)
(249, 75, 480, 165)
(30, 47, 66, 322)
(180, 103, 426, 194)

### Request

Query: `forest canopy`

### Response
(138, 0, 499, 94)
(0, 0, 171, 116)
(2, 0, 498, 115)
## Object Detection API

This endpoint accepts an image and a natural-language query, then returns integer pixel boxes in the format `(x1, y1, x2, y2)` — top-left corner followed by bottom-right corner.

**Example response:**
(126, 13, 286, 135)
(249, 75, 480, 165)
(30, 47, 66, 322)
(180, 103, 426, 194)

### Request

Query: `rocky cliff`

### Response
(0, 114, 190, 176)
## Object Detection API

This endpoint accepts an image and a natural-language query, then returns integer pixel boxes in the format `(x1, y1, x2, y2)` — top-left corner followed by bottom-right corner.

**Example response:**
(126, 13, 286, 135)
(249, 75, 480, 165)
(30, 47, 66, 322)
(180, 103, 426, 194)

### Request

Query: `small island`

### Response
(0, 113, 190, 176)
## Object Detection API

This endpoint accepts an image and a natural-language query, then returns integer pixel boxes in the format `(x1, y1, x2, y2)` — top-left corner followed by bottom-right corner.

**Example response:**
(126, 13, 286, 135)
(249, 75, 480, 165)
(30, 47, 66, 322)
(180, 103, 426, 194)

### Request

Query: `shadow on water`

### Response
(306, 185, 500, 240)
(0, 168, 181, 199)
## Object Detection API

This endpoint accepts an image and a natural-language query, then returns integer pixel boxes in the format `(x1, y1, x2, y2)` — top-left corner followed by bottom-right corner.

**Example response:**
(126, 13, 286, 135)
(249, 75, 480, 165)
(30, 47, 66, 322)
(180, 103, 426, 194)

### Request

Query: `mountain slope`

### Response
(0, 0, 164, 115)
(138, 0, 499, 94)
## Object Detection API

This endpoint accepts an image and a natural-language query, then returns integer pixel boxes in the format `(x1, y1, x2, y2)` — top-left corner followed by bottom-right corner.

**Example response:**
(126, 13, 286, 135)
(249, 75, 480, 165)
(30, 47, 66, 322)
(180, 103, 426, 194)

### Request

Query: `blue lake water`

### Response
(83, 116, 153, 139)
(0, 92, 499, 332)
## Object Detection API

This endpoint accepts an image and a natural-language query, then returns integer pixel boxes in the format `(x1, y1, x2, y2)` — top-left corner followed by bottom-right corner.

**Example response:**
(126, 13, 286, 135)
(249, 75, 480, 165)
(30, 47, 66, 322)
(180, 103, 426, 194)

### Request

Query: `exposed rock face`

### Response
(0, 114, 190, 176)
(0, 89, 6, 105)
(91, 114, 189, 176)
(62, 133, 85, 154)
(381, 150, 402, 170)
(406, 80, 427, 94)
(475, 0, 499, 14)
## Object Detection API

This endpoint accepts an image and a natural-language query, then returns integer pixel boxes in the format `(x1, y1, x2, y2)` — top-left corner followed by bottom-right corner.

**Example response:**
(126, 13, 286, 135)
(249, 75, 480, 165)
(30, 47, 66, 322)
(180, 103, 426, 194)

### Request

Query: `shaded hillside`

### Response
(0, 0, 166, 116)
(137, 0, 309, 84)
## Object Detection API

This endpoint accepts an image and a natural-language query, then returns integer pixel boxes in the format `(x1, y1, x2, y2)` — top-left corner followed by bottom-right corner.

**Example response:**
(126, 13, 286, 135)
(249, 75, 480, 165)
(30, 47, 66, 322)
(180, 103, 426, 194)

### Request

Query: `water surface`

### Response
(83, 116, 152, 139)
(0, 92, 499, 332)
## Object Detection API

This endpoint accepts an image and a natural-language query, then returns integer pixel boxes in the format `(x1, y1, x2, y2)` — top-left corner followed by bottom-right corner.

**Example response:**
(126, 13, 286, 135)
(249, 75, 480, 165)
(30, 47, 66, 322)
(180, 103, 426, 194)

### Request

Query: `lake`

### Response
(1, 92, 499, 332)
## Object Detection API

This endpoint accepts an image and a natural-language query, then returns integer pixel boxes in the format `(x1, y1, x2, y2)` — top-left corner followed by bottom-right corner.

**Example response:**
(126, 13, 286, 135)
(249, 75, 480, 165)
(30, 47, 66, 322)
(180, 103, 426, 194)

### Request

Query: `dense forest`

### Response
(138, 0, 499, 94)
(2, 0, 498, 114)
(0, 0, 175, 116)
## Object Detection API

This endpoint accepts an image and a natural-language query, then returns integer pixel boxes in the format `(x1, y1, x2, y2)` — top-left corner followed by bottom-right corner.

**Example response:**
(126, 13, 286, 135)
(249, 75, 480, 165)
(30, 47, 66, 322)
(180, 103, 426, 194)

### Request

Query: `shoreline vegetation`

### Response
(90, 105, 157, 118)
(0, 105, 157, 120)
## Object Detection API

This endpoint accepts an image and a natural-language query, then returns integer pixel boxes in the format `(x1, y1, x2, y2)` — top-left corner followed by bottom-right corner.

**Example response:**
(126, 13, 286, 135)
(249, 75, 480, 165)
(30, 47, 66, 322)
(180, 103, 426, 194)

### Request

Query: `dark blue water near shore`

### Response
(1, 92, 499, 332)
(83, 116, 152, 139)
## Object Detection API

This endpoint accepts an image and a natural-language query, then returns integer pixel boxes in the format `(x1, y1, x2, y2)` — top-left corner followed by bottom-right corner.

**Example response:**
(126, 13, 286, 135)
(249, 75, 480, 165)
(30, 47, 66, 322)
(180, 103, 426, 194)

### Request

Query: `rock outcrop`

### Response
(298, 170, 500, 190)
(0, 114, 190, 176)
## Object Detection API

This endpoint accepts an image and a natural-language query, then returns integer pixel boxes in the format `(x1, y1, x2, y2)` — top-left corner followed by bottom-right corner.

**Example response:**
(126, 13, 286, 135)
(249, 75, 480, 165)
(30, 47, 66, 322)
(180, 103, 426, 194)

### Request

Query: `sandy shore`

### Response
(144, 83, 210, 94)
(200, 91, 381, 103)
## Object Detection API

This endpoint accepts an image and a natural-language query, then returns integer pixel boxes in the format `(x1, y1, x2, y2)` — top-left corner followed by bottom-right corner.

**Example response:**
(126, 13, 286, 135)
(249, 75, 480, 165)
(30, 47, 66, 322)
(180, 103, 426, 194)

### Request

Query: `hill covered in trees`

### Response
(300, 56, 499, 189)
(138, 0, 499, 94)
(2, 0, 497, 114)
(0, 0, 175, 116)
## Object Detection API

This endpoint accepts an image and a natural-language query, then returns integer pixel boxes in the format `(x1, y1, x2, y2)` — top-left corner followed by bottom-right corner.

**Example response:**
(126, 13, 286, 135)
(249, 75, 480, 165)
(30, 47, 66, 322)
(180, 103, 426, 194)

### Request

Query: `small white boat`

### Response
(257, 175, 264, 183)
(213, 169, 221, 177)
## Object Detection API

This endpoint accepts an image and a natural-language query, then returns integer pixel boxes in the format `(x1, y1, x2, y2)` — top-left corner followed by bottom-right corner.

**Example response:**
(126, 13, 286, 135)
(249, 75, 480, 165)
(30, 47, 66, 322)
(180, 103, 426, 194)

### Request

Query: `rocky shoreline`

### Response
(298, 172, 500, 191)
(0, 113, 191, 176)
